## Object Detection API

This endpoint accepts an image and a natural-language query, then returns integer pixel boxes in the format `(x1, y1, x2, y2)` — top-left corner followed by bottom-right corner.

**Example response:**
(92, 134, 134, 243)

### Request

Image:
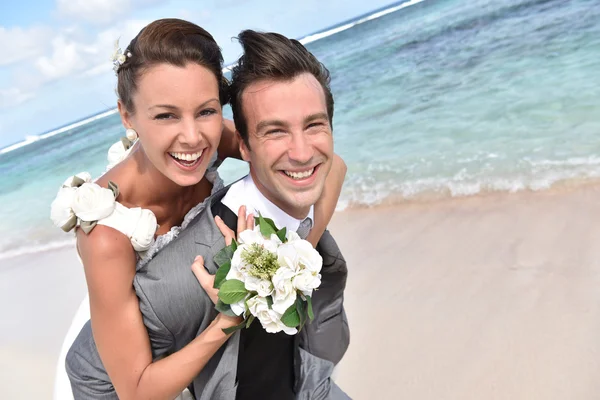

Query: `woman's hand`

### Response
(191, 206, 254, 325)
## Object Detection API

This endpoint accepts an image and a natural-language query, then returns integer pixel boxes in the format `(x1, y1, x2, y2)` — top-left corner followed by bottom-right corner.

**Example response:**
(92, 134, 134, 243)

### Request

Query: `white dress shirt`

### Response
(221, 174, 314, 233)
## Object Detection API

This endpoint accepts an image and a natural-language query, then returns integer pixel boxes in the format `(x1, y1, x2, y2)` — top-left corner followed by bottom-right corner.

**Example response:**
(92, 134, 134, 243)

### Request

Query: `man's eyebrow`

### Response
(256, 119, 287, 132)
(304, 112, 329, 123)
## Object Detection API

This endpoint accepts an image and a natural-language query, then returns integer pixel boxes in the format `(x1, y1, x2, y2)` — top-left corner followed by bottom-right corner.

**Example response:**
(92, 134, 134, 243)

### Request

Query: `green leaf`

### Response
(213, 261, 231, 289)
(266, 296, 273, 309)
(231, 238, 238, 252)
(306, 295, 314, 321)
(281, 303, 301, 328)
(218, 279, 247, 304)
(215, 299, 237, 317)
(258, 213, 277, 237)
(296, 296, 306, 330)
(276, 227, 287, 243)
(244, 294, 255, 315)
(214, 244, 235, 267)
(245, 315, 255, 328)
(222, 320, 246, 335)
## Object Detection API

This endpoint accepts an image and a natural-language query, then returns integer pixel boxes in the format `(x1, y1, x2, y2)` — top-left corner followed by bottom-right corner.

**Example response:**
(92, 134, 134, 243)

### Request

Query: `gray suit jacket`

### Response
(66, 184, 349, 399)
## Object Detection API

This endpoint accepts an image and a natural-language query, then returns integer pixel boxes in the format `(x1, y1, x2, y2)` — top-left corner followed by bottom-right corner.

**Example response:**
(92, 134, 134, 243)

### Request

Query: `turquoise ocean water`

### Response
(1, 0, 599, 259)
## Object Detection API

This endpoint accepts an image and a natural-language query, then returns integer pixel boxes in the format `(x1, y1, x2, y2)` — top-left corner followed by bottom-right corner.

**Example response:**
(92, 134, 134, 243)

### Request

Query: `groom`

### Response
(210, 30, 351, 399)
(137, 30, 350, 400)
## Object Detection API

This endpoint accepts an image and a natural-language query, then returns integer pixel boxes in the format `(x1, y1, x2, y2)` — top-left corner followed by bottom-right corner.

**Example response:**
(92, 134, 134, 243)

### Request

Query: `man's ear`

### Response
(117, 100, 133, 129)
(237, 131, 251, 162)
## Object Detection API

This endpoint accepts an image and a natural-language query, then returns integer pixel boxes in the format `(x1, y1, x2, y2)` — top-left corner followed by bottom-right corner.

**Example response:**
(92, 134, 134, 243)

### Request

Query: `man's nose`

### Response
(288, 132, 314, 164)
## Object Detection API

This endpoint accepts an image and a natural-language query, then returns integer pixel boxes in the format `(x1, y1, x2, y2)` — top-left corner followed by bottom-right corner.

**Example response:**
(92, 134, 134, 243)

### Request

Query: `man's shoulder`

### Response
(316, 230, 345, 265)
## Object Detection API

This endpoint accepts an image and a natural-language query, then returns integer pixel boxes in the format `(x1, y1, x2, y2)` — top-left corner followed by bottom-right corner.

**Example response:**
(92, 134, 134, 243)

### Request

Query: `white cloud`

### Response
(33, 19, 149, 81)
(83, 19, 150, 77)
(0, 87, 34, 109)
(0, 26, 53, 66)
(57, 0, 129, 25)
(35, 36, 81, 80)
(56, 0, 161, 26)
(0, 17, 149, 110)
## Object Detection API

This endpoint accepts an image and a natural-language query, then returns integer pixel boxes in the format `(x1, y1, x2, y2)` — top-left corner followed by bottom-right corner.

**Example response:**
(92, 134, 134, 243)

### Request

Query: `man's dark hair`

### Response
(229, 30, 334, 147)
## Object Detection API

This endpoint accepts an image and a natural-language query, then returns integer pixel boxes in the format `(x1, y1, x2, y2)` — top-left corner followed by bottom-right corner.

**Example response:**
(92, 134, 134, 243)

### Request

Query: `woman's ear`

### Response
(117, 100, 133, 130)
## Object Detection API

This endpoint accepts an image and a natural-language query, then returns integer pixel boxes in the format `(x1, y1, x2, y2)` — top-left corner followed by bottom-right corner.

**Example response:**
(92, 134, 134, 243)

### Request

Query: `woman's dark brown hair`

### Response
(116, 18, 229, 112)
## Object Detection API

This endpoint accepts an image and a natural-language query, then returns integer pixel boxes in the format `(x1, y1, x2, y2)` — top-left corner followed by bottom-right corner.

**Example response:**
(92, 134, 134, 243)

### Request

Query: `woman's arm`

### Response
(78, 227, 236, 400)
(217, 119, 241, 160)
(306, 153, 347, 247)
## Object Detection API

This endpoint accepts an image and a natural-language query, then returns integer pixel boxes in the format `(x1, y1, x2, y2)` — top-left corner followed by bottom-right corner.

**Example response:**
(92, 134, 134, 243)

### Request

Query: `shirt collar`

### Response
(221, 174, 314, 233)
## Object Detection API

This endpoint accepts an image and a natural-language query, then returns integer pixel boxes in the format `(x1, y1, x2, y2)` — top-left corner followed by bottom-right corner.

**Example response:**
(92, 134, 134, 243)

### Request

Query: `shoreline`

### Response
(337, 175, 600, 211)
(5, 178, 600, 262)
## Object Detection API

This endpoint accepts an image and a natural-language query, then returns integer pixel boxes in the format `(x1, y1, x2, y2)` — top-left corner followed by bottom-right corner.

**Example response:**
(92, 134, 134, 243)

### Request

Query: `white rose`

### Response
(50, 186, 77, 230)
(230, 299, 246, 317)
(244, 276, 274, 297)
(289, 239, 323, 273)
(106, 140, 131, 171)
(226, 265, 246, 282)
(248, 296, 297, 335)
(277, 243, 300, 272)
(271, 267, 297, 314)
(62, 172, 92, 188)
(71, 182, 116, 222)
(261, 234, 281, 253)
(227, 245, 251, 282)
(292, 269, 321, 297)
(239, 226, 265, 245)
(286, 230, 301, 242)
(129, 208, 157, 251)
(247, 295, 269, 317)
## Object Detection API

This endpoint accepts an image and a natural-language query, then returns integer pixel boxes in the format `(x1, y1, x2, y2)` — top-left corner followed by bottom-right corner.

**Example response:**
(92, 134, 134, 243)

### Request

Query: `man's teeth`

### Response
(169, 151, 203, 162)
(284, 168, 315, 179)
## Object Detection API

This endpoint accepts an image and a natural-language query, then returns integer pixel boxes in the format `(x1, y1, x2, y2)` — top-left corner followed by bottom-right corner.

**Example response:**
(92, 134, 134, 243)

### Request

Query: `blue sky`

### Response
(0, 0, 398, 147)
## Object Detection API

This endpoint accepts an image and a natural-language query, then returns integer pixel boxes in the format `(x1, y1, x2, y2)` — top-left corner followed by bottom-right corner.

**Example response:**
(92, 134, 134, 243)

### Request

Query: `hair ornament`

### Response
(111, 38, 132, 75)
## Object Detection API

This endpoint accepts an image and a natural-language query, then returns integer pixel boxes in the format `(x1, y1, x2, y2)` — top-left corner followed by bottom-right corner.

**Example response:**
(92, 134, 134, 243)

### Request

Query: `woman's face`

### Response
(123, 62, 223, 187)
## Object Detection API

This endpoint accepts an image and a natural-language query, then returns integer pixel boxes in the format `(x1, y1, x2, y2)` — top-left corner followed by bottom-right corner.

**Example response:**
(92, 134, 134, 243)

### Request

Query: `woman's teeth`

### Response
(284, 168, 315, 180)
(169, 151, 203, 162)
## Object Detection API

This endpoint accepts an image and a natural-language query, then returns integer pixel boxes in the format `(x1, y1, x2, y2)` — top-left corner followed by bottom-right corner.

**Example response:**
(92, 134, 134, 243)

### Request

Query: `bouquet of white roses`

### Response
(214, 215, 322, 335)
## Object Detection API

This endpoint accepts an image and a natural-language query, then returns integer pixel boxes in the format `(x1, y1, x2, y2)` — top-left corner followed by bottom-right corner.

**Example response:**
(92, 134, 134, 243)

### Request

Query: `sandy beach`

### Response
(3, 184, 600, 399)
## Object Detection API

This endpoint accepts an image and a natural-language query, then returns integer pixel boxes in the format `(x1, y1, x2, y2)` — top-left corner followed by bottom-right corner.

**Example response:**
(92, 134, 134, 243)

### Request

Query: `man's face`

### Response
(239, 73, 334, 219)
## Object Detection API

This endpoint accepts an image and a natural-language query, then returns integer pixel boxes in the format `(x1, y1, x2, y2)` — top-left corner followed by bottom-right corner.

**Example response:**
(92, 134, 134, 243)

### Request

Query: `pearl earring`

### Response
(125, 128, 138, 141)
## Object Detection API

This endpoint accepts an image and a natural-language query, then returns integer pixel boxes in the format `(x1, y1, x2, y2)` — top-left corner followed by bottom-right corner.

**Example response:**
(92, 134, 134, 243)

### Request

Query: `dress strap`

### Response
(50, 174, 158, 252)
(97, 202, 158, 252)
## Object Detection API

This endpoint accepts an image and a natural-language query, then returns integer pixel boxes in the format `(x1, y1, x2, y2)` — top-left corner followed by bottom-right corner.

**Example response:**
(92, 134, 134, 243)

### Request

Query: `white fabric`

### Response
(53, 156, 223, 400)
(221, 174, 314, 233)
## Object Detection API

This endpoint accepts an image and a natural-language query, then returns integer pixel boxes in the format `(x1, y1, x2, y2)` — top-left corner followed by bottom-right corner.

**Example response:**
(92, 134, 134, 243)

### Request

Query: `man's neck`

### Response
(249, 169, 310, 220)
